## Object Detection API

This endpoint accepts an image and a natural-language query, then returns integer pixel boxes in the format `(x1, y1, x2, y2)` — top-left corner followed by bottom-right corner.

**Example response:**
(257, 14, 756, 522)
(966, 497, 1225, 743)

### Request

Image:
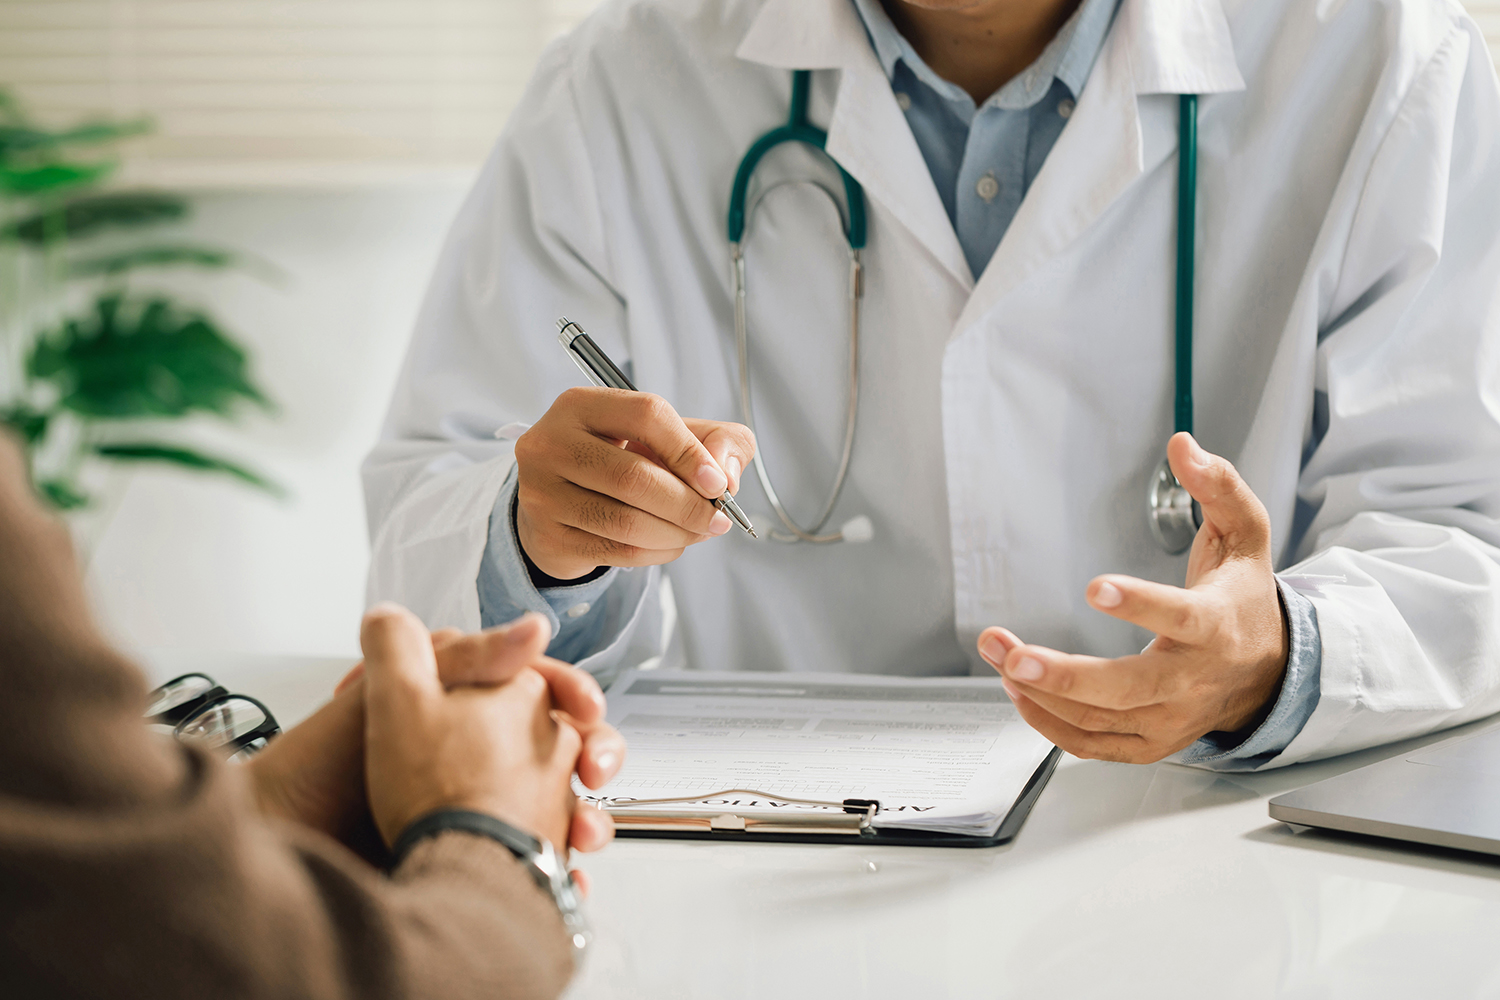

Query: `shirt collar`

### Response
(849, 0, 1121, 115)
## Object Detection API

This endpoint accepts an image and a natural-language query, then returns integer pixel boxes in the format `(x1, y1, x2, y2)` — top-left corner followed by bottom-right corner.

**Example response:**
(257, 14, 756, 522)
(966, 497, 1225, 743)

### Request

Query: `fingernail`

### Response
(1000, 678, 1021, 701)
(709, 510, 732, 535)
(979, 636, 1006, 664)
(1012, 656, 1044, 682)
(1093, 581, 1123, 608)
(596, 751, 618, 774)
(1187, 435, 1211, 467)
(695, 463, 728, 496)
(725, 456, 742, 488)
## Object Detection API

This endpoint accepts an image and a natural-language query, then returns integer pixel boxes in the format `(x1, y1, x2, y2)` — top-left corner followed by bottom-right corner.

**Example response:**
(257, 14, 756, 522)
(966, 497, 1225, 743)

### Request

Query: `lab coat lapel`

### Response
(737, 0, 972, 290)
(954, 0, 1246, 335)
(822, 53, 973, 289)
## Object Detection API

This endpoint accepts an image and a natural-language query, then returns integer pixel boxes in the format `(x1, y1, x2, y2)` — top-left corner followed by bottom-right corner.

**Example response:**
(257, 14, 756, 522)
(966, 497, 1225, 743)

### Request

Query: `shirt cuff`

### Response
(477, 466, 618, 661)
(1174, 577, 1323, 770)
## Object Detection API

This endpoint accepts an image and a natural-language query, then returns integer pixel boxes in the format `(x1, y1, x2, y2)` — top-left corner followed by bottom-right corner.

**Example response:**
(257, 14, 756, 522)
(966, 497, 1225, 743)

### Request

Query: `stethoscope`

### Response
(729, 71, 1202, 555)
(729, 69, 871, 544)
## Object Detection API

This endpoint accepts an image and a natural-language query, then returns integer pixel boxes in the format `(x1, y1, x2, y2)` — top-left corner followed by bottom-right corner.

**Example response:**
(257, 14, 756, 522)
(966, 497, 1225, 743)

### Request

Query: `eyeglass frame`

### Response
(172, 693, 281, 755)
(145, 672, 230, 728)
(146, 673, 281, 758)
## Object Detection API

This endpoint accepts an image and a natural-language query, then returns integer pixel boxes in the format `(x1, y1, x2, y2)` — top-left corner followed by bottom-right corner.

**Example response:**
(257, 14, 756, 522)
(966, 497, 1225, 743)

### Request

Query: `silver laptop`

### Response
(1269, 722, 1500, 855)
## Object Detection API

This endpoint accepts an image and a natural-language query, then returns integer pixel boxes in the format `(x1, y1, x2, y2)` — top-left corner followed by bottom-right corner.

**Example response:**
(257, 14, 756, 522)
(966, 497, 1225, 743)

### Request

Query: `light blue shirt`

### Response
(478, 0, 1324, 768)
(850, 0, 1117, 278)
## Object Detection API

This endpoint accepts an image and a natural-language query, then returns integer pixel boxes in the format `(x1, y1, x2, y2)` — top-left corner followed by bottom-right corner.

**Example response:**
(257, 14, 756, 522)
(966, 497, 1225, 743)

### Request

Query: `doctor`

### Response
(366, 0, 1500, 769)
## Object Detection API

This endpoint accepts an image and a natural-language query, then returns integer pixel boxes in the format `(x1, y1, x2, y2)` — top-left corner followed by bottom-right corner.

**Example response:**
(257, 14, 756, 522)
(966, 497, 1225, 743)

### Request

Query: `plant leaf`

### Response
(0, 405, 50, 445)
(94, 442, 283, 496)
(36, 478, 90, 510)
(3, 192, 188, 245)
(69, 244, 237, 277)
(0, 161, 116, 195)
(26, 294, 274, 420)
(0, 90, 26, 127)
(0, 119, 152, 159)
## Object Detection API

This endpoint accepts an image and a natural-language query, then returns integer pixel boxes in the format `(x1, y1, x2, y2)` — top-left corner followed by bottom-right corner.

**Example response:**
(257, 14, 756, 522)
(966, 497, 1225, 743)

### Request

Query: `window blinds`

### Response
(3, 0, 1499, 187)
(0, 0, 597, 186)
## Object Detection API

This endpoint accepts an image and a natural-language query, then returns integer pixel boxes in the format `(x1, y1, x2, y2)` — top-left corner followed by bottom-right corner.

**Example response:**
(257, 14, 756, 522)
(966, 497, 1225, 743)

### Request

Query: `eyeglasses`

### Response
(145, 672, 228, 726)
(145, 673, 281, 762)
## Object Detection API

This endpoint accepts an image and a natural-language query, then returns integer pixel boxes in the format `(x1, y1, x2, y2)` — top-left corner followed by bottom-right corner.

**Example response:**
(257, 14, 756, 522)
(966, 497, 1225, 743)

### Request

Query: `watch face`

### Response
(532, 839, 564, 879)
(531, 842, 591, 953)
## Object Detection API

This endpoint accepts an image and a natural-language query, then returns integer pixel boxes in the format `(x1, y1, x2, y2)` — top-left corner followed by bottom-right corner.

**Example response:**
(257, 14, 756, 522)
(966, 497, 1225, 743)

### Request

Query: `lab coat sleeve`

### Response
(1253, 20, 1500, 768)
(361, 35, 663, 684)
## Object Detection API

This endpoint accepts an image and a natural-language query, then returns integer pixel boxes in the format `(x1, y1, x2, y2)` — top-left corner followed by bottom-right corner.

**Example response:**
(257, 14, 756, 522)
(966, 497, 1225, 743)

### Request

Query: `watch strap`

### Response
(392, 808, 590, 955)
(392, 808, 544, 869)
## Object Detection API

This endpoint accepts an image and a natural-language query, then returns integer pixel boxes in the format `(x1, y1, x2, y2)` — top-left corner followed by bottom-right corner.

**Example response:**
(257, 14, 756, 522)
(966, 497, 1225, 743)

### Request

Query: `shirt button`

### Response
(975, 173, 1000, 203)
(895, 91, 912, 111)
(566, 602, 591, 618)
(1057, 98, 1075, 119)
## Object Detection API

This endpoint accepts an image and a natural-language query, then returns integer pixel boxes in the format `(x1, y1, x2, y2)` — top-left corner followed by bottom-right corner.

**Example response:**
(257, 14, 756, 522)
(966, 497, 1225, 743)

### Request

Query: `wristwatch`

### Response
(392, 809, 591, 954)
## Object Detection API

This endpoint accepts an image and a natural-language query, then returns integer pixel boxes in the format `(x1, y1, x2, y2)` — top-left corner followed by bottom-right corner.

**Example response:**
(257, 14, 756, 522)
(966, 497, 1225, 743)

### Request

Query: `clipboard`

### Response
(604, 746, 1061, 848)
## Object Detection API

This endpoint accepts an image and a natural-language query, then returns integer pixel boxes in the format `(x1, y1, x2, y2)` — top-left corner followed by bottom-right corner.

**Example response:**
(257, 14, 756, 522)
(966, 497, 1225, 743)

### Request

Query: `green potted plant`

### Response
(0, 88, 279, 512)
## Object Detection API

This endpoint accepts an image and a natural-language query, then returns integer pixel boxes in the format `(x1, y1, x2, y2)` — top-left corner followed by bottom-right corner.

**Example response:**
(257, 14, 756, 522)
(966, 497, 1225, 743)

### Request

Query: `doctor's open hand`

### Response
(514, 387, 756, 581)
(978, 433, 1289, 764)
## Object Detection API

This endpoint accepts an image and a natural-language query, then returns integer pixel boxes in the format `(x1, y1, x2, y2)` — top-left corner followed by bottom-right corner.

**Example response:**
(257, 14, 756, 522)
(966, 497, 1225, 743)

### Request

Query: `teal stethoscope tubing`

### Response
(729, 69, 869, 543)
(729, 71, 1201, 554)
(1149, 93, 1203, 554)
(1175, 93, 1196, 436)
(728, 69, 867, 248)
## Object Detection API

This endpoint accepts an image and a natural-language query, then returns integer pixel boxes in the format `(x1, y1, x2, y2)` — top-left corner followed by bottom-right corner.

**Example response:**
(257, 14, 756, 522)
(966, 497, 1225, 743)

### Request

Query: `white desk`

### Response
(141, 652, 1500, 999)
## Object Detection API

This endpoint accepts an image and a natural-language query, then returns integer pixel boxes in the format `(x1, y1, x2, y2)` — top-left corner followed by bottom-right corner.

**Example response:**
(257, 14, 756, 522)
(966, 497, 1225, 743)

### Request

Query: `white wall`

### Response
(84, 182, 471, 658)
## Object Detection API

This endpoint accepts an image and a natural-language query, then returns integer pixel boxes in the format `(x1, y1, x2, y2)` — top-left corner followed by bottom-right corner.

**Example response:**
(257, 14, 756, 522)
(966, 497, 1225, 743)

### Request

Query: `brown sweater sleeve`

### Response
(0, 439, 575, 1000)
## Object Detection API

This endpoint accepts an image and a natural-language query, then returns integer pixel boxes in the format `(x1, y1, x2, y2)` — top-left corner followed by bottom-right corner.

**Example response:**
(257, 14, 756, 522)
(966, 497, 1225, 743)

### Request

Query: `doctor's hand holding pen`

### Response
(248, 607, 624, 883)
(979, 432, 1290, 765)
(513, 387, 757, 581)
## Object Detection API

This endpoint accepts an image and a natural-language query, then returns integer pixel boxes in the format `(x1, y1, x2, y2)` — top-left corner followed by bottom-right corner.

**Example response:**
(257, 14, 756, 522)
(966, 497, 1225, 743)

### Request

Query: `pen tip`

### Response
(747, 527, 758, 539)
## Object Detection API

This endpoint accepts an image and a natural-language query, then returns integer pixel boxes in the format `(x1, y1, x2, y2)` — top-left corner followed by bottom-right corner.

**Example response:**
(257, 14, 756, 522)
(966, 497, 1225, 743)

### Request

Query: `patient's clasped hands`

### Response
(248, 606, 623, 883)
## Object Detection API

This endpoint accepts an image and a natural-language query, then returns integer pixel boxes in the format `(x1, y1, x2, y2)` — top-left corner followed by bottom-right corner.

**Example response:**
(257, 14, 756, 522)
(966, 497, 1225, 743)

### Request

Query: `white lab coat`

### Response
(365, 0, 1500, 768)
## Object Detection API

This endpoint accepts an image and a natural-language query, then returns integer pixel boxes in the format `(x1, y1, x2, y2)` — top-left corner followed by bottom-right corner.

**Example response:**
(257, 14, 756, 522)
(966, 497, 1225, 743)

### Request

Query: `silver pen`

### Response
(556, 317, 757, 538)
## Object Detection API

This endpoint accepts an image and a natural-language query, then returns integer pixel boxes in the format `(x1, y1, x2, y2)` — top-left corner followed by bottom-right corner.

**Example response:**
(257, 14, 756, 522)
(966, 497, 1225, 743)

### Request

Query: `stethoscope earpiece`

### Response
(837, 515, 874, 544)
(1147, 457, 1201, 555)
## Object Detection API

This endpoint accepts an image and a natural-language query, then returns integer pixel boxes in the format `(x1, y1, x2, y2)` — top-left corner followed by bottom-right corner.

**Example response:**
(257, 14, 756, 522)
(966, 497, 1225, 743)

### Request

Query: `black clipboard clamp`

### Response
(595, 746, 1061, 849)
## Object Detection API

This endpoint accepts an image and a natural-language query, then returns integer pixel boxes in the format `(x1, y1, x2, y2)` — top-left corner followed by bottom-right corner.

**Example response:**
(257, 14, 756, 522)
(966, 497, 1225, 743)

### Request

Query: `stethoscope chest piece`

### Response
(1147, 457, 1201, 555)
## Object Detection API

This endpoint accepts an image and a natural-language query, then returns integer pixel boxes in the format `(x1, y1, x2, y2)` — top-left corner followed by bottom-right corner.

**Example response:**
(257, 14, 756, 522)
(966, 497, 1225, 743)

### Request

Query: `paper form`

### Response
(578, 670, 1056, 836)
